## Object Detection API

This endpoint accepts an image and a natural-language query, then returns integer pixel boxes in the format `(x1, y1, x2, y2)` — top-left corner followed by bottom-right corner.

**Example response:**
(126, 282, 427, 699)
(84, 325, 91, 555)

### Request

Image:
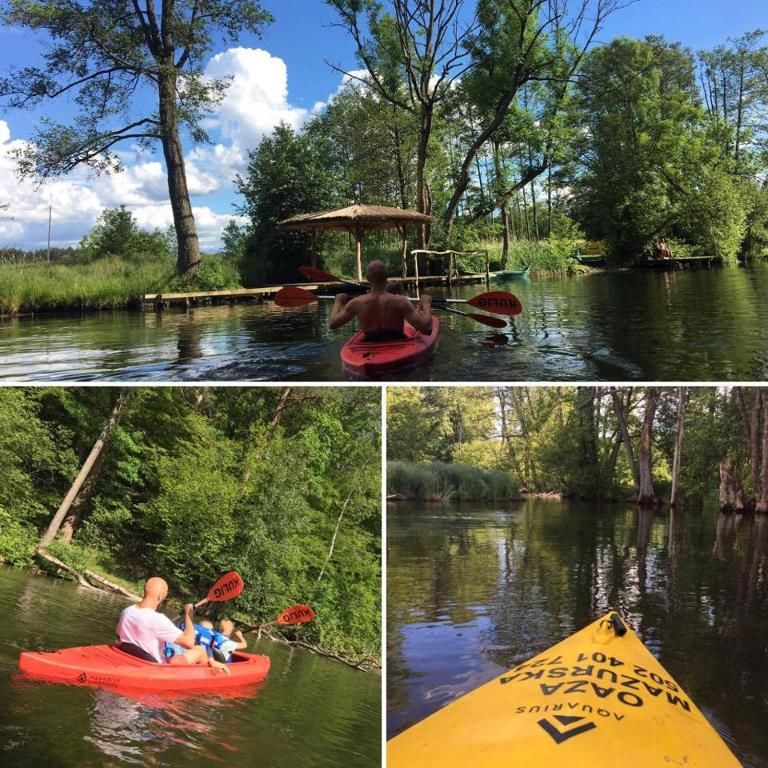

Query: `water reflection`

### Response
(1, 265, 768, 381)
(387, 500, 768, 766)
(86, 685, 262, 764)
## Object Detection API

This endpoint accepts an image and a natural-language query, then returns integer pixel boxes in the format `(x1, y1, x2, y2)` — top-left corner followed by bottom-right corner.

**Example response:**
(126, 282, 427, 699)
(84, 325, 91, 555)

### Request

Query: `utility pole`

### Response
(47, 203, 52, 262)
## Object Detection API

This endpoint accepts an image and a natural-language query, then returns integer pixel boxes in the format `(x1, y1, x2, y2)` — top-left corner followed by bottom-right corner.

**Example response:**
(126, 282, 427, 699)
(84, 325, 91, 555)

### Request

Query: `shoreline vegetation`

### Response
(2, 235, 763, 317)
(0, 387, 382, 667)
(388, 387, 768, 514)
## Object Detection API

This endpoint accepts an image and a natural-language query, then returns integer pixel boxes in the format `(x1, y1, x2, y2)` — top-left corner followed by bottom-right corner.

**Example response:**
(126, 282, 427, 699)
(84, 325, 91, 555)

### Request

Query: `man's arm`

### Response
(173, 604, 197, 649)
(402, 294, 433, 334)
(329, 294, 358, 329)
(233, 630, 248, 651)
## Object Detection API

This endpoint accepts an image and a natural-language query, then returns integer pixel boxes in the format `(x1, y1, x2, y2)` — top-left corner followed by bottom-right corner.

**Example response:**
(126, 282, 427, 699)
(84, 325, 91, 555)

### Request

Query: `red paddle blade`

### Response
(466, 312, 507, 328)
(466, 291, 523, 316)
(206, 572, 244, 602)
(275, 604, 316, 625)
(274, 286, 320, 307)
(299, 266, 340, 282)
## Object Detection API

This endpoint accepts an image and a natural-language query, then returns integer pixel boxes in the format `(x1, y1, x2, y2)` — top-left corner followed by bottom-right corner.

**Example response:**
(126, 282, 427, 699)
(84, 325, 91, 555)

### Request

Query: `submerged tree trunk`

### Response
(670, 387, 687, 507)
(40, 390, 132, 548)
(637, 388, 659, 506)
(159, 70, 201, 276)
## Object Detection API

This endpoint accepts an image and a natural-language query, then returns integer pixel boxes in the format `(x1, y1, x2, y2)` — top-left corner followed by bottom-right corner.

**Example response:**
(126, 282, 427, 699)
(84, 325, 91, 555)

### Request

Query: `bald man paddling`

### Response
(329, 260, 432, 341)
(116, 576, 229, 673)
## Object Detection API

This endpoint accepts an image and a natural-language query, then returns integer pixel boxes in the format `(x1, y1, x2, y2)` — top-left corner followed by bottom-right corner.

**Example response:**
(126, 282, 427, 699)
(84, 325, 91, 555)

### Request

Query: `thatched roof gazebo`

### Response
(278, 203, 432, 281)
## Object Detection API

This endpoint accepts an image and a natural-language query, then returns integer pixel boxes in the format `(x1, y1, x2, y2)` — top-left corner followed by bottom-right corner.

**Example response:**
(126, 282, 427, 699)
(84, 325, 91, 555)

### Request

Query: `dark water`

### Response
(387, 500, 768, 766)
(1, 265, 767, 381)
(0, 567, 380, 767)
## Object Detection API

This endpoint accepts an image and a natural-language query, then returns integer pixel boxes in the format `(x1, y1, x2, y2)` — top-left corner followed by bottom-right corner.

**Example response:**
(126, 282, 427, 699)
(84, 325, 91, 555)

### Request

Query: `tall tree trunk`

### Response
(492, 141, 511, 266)
(392, 120, 408, 210)
(611, 387, 639, 490)
(750, 390, 762, 495)
(575, 387, 598, 497)
(416, 104, 434, 247)
(40, 391, 132, 548)
(521, 177, 531, 240)
(720, 456, 745, 513)
(159, 70, 201, 276)
(637, 388, 659, 507)
(546, 160, 552, 236)
(670, 387, 687, 507)
(757, 388, 768, 513)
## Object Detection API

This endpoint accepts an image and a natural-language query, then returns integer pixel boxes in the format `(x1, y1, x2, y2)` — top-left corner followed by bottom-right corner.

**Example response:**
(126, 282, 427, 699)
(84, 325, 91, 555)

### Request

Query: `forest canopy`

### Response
(387, 387, 768, 511)
(0, 387, 381, 658)
(231, 5, 768, 282)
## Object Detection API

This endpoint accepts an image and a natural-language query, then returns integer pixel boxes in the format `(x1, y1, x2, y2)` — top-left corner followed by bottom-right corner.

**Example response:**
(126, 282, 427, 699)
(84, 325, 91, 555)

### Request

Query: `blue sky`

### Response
(0, 0, 765, 251)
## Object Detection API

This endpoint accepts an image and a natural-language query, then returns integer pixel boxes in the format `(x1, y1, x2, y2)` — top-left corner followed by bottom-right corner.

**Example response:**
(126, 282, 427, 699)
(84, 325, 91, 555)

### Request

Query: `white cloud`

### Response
(0, 47, 354, 251)
(0, 120, 240, 251)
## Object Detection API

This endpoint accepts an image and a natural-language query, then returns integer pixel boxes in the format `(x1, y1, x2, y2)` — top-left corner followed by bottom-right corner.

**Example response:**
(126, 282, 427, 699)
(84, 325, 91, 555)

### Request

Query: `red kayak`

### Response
(341, 318, 440, 377)
(18, 645, 271, 691)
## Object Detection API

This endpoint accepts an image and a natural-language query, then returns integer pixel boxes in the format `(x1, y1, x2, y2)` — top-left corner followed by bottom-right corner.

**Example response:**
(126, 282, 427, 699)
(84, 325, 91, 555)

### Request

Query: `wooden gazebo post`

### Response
(354, 228, 363, 282)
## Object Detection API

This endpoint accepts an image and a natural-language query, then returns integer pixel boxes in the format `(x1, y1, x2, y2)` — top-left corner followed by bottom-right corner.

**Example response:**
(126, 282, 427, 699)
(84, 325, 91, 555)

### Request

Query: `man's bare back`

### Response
(329, 260, 432, 339)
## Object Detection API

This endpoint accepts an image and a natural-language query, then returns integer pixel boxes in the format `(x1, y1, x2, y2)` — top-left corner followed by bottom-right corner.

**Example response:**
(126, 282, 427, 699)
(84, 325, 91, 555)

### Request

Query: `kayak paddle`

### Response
(172, 570, 244, 621)
(276, 286, 508, 329)
(299, 265, 522, 317)
(299, 265, 361, 287)
(267, 603, 316, 628)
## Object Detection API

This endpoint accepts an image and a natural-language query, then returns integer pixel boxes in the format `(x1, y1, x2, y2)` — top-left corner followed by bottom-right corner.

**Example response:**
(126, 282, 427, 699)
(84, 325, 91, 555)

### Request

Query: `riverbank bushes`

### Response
(0, 387, 382, 658)
(387, 461, 519, 502)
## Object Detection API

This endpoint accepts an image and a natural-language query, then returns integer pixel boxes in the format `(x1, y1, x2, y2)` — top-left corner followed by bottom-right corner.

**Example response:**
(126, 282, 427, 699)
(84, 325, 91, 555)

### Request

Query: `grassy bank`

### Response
(0, 258, 173, 314)
(387, 460, 519, 502)
(0, 255, 241, 315)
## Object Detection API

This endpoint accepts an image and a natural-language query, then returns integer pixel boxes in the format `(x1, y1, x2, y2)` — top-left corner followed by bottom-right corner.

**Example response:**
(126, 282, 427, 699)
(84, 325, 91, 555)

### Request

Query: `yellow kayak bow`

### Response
(388, 612, 739, 767)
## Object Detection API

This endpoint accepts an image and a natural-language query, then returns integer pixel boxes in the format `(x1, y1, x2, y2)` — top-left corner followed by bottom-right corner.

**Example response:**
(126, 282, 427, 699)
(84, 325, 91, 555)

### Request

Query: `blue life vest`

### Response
(163, 623, 216, 659)
(210, 630, 233, 663)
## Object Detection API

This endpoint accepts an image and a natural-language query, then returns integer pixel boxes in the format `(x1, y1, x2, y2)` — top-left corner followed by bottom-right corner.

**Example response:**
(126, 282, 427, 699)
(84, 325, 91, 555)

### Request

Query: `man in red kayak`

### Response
(329, 260, 433, 341)
(116, 576, 228, 672)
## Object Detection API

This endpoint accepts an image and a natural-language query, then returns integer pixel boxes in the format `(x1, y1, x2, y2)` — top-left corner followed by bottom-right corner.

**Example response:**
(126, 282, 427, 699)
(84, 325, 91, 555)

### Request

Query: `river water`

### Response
(0, 567, 380, 767)
(387, 499, 768, 766)
(1, 265, 767, 381)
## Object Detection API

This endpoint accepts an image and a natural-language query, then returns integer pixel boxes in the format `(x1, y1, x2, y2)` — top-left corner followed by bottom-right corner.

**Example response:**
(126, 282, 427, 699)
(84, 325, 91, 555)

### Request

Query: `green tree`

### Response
(236, 123, 341, 284)
(0, 0, 272, 277)
(78, 206, 173, 264)
(574, 37, 735, 261)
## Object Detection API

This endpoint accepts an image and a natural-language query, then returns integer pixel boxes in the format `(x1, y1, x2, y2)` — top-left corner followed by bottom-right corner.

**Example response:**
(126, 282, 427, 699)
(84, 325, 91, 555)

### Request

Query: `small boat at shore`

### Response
(574, 255, 608, 268)
(388, 611, 739, 767)
(491, 266, 531, 281)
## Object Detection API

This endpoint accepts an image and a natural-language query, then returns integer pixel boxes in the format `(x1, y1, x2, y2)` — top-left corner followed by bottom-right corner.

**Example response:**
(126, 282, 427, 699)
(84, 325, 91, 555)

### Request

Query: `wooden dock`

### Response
(636, 256, 722, 271)
(143, 272, 495, 310)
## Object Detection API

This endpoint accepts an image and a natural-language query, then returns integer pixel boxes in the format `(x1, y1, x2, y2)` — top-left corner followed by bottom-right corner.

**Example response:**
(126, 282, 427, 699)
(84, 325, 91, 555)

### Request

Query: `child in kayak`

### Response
(211, 619, 248, 663)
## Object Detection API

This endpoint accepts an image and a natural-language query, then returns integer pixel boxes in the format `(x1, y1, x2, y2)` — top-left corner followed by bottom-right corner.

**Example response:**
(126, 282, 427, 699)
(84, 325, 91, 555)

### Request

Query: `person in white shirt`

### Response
(116, 576, 228, 673)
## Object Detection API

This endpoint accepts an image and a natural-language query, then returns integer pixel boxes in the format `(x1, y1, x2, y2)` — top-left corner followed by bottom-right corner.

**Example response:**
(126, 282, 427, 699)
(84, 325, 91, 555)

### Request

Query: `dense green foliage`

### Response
(234, 6, 768, 281)
(0, 388, 381, 657)
(388, 387, 767, 506)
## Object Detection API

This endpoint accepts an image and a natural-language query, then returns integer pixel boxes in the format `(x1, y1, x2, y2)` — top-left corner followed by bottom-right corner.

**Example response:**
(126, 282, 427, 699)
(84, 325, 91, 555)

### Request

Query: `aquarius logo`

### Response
(537, 715, 597, 744)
